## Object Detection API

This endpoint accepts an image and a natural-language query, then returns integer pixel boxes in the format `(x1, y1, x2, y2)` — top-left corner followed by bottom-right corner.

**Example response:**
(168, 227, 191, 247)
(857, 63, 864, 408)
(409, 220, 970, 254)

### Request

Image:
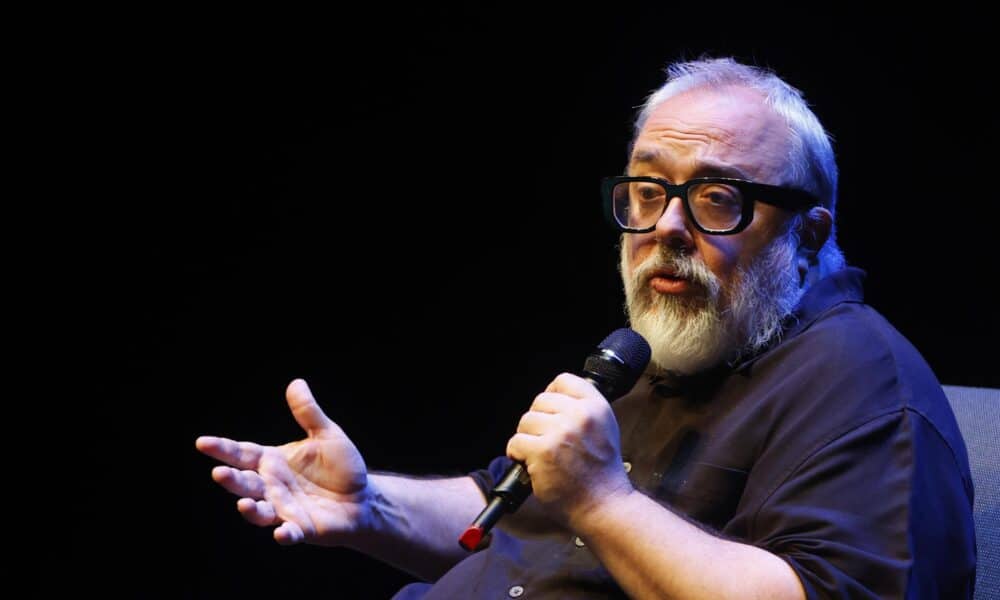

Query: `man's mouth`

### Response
(648, 269, 691, 294)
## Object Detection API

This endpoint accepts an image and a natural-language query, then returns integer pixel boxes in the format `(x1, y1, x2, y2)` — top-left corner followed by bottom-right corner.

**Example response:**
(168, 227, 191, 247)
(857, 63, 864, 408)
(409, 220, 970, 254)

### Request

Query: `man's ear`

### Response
(798, 207, 833, 258)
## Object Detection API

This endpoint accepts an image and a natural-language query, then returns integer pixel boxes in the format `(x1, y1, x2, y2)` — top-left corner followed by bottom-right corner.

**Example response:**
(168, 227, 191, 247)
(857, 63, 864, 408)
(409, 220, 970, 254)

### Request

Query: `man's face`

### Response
(622, 86, 802, 374)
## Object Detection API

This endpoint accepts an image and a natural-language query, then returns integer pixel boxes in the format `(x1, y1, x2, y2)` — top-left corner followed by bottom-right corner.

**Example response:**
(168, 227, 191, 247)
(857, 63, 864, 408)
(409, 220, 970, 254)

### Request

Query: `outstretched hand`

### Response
(196, 378, 370, 546)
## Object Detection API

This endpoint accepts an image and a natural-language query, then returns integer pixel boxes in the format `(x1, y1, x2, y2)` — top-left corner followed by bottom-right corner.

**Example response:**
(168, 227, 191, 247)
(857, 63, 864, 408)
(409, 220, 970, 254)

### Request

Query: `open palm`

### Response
(196, 379, 370, 546)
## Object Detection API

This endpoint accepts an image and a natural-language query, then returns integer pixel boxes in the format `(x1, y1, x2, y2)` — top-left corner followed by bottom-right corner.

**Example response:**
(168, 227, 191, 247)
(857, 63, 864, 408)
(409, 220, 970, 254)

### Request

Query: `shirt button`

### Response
(508, 584, 525, 597)
(623, 461, 632, 473)
(574, 536, 586, 547)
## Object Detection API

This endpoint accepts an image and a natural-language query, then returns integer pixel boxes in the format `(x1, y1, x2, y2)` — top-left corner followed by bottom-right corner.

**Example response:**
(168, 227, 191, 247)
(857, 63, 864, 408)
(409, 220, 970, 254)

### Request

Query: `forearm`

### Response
(572, 489, 805, 600)
(347, 473, 486, 581)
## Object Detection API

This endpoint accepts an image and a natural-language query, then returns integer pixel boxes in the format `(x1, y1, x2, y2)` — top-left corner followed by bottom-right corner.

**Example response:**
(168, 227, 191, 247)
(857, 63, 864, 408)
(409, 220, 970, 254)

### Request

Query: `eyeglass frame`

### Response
(601, 175, 820, 235)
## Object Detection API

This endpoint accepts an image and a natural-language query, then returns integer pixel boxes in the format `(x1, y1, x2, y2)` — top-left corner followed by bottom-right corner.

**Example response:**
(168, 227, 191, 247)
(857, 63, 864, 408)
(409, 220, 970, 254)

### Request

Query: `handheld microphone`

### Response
(458, 328, 651, 551)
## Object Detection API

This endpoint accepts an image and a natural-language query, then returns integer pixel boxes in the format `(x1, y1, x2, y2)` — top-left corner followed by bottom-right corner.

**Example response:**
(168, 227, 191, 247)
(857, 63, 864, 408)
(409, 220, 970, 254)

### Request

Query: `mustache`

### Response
(630, 246, 720, 297)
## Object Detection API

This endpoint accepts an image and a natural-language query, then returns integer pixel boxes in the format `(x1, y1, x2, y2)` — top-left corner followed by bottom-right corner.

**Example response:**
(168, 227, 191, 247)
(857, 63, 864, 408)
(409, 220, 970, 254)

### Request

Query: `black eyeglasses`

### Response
(602, 175, 820, 235)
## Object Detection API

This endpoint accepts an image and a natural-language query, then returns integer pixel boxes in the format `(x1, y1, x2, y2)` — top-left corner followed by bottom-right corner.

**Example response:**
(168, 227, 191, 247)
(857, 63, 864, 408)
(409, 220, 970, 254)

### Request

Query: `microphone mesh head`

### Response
(598, 328, 651, 373)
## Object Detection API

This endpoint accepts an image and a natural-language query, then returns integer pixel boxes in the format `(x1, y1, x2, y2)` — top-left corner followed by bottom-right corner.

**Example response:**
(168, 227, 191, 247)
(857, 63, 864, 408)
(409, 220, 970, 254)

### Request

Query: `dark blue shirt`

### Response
(394, 268, 976, 599)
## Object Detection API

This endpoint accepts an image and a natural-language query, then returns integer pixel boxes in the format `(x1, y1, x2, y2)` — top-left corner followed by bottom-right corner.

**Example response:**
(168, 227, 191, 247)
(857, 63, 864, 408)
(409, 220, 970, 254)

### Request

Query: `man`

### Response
(196, 58, 976, 598)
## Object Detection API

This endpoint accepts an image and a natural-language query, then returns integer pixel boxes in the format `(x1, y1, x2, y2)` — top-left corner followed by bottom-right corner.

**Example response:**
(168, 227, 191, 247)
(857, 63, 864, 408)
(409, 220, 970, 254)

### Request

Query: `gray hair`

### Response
(634, 57, 845, 274)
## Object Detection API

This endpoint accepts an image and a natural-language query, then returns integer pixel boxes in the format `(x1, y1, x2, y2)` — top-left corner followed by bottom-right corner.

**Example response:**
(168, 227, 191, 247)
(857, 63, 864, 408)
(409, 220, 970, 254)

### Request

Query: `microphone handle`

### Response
(457, 462, 531, 550)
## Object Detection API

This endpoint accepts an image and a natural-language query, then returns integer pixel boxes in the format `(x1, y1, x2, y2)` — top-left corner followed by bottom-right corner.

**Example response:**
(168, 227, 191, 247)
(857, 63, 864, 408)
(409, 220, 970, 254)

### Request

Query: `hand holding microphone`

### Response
(459, 328, 651, 550)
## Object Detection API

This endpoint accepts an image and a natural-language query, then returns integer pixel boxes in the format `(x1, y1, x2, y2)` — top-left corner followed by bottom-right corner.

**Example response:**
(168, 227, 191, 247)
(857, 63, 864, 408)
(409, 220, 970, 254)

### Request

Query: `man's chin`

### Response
(629, 309, 734, 377)
(635, 287, 710, 318)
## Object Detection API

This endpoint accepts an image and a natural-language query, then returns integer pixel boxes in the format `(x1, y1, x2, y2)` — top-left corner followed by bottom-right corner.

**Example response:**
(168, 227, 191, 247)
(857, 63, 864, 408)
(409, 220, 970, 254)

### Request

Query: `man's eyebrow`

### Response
(629, 149, 752, 180)
(629, 149, 662, 165)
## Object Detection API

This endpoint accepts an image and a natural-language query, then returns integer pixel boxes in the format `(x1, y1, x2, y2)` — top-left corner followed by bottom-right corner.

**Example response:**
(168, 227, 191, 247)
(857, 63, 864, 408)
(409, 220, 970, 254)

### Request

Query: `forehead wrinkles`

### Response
(638, 116, 743, 152)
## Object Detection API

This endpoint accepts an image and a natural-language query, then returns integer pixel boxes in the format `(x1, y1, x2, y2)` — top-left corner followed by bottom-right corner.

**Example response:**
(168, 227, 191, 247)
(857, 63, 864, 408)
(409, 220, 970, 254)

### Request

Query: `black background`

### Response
(41, 8, 996, 597)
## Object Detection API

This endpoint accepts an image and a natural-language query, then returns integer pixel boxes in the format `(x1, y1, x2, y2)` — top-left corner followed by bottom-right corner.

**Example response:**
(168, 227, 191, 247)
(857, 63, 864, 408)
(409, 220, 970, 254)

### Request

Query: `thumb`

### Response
(285, 378, 338, 438)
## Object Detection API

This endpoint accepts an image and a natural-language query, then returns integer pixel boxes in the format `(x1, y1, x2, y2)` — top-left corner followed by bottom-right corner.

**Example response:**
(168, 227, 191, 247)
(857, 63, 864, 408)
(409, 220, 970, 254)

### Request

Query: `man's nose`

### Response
(654, 196, 694, 251)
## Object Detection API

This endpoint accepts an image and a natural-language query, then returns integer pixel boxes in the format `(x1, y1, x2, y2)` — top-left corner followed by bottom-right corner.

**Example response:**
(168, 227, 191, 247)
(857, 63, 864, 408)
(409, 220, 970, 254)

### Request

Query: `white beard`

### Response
(621, 231, 803, 376)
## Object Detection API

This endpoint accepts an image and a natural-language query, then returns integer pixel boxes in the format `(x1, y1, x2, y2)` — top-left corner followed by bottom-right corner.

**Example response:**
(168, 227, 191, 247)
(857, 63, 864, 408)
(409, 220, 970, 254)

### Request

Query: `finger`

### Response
(530, 392, 576, 415)
(285, 379, 339, 438)
(545, 372, 600, 398)
(274, 521, 306, 545)
(237, 497, 279, 527)
(517, 410, 559, 436)
(212, 466, 268, 499)
(506, 432, 544, 463)
(196, 436, 265, 470)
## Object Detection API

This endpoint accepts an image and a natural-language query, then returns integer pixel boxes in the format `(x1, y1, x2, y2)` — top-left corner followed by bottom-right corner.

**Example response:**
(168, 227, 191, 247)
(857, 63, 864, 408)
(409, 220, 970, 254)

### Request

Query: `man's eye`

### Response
(693, 185, 741, 208)
(635, 184, 665, 202)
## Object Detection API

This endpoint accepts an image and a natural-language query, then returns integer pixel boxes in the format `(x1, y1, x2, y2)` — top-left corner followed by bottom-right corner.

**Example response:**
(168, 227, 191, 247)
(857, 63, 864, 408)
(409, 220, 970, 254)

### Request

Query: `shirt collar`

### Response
(730, 266, 867, 372)
(785, 266, 866, 337)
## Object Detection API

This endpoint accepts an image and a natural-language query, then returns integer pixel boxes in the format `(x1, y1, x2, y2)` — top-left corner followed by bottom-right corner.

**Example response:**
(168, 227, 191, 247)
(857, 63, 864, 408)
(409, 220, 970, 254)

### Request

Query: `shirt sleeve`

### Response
(748, 408, 974, 599)
(467, 455, 514, 499)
